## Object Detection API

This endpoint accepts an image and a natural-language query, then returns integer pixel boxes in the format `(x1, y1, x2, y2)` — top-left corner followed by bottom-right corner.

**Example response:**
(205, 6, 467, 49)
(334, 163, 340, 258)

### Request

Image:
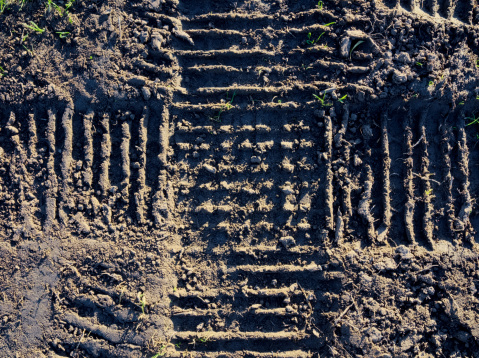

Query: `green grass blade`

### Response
(349, 40, 364, 59)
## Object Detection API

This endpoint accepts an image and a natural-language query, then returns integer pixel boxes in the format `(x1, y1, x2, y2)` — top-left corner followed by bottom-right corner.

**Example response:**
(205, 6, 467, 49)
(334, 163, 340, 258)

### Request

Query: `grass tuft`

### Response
(313, 93, 332, 107)
(306, 31, 325, 46)
(466, 114, 479, 126)
(23, 20, 45, 33)
(0, 0, 7, 14)
(211, 91, 236, 122)
(56, 31, 70, 38)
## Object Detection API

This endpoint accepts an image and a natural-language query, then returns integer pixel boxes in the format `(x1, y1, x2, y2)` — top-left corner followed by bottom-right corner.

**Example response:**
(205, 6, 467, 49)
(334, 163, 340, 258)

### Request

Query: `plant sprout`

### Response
(306, 32, 325, 46)
(349, 40, 364, 59)
(23, 21, 45, 33)
(56, 31, 70, 38)
(466, 114, 479, 126)
(313, 93, 332, 107)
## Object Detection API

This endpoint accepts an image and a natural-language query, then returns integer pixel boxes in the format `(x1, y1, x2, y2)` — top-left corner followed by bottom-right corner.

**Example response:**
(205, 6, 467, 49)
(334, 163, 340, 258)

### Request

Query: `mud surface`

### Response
(1, 0, 479, 357)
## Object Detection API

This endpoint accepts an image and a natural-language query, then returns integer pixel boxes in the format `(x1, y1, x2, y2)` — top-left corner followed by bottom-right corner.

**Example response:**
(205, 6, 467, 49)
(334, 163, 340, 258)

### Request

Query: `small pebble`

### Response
(204, 164, 216, 174)
(251, 156, 261, 164)
(142, 87, 151, 100)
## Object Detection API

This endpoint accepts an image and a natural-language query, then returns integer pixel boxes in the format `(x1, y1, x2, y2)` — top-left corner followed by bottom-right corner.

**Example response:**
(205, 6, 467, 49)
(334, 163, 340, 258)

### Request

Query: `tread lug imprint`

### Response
(1, 0, 479, 357)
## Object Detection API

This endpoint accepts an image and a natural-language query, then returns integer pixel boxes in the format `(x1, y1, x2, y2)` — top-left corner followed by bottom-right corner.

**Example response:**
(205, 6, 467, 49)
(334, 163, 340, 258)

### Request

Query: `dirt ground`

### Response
(1, 0, 479, 357)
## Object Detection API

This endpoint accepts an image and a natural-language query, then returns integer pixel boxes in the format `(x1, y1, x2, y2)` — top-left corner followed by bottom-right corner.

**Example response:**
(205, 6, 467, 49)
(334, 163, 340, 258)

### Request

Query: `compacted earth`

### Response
(1, 0, 479, 357)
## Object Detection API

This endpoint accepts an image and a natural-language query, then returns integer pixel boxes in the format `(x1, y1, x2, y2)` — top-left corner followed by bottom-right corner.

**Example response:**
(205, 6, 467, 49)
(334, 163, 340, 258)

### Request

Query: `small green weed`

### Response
(306, 31, 325, 46)
(22, 43, 33, 54)
(317, 0, 323, 10)
(466, 114, 479, 126)
(118, 287, 125, 304)
(0, 0, 7, 14)
(198, 336, 211, 344)
(23, 21, 45, 33)
(137, 292, 147, 316)
(0, 65, 6, 77)
(56, 31, 70, 38)
(337, 94, 347, 103)
(323, 21, 336, 27)
(46, 0, 63, 15)
(313, 93, 332, 107)
(65, 0, 74, 10)
(151, 345, 166, 358)
(416, 62, 423, 66)
(476, 59, 479, 68)
(459, 101, 465, 105)
(349, 40, 364, 59)
(425, 189, 433, 196)
(1, 0, 30, 15)
(428, 81, 434, 87)
(211, 91, 236, 122)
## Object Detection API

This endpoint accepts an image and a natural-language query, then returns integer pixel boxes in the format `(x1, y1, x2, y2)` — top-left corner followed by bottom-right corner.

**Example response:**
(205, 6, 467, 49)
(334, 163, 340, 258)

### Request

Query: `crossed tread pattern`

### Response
(0, 0, 478, 357)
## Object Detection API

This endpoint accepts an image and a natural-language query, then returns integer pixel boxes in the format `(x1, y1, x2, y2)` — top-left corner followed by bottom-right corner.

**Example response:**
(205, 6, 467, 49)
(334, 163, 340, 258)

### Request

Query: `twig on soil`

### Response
(72, 329, 86, 356)
(284, 27, 296, 38)
(119, 16, 122, 41)
(332, 342, 354, 358)
(368, 13, 378, 34)
(412, 172, 440, 185)
(411, 134, 424, 148)
(415, 265, 439, 274)
(297, 282, 313, 314)
(333, 303, 353, 326)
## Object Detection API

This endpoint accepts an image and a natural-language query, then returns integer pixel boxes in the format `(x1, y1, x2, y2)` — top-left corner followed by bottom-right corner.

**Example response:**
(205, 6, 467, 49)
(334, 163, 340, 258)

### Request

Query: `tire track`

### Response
(168, 2, 344, 356)
(45, 109, 58, 231)
(378, 0, 475, 24)
(1, 0, 479, 355)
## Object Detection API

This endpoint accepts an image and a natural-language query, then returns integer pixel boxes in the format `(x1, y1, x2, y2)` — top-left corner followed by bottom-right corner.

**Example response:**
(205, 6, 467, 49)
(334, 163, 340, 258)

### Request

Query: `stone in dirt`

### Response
(392, 70, 408, 84)
(250, 156, 261, 164)
(203, 164, 216, 174)
(142, 87, 151, 100)
(396, 246, 413, 260)
(373, 257, 397, 272)
(279, 236, 295, 249)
